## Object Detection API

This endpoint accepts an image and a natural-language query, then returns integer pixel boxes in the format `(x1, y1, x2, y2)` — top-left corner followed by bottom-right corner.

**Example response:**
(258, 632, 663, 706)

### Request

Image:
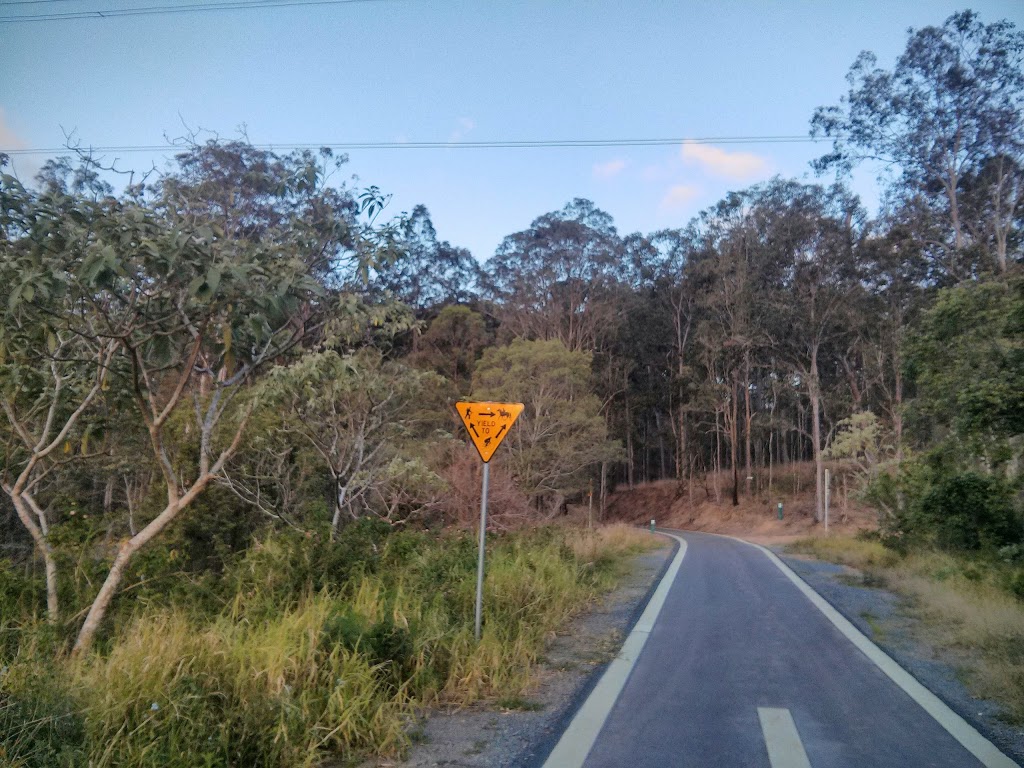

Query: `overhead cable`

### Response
(1, 135, 833, 156)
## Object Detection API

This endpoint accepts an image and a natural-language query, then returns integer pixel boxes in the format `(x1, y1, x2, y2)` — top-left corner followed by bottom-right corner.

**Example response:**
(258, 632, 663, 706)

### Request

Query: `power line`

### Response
(1, 135, 832, 156)
(0, 0, 276, 7)
(0, 0, 400, 22)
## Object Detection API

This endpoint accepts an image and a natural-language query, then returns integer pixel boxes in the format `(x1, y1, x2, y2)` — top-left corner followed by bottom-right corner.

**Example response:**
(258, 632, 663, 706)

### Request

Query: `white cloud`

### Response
(592, 158, 627, 179)
(659, 184, 701, 212)
(680, 141, 769, 180)
(448, 117, 476, 144)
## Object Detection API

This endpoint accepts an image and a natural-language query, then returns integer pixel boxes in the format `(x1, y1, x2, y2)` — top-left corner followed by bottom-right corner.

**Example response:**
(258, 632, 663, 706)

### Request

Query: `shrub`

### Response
(919, 472, 1021, 551)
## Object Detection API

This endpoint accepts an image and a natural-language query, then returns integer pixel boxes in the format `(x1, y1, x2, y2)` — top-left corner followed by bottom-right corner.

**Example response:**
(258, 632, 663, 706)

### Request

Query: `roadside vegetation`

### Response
(0, 522, 657, 767)
(789, 534, 1024, 724)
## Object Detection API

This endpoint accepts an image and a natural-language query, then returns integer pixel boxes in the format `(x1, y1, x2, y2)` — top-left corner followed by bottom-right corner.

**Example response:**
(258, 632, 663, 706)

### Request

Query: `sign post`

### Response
(456, 401, 524, 641)
(824, 468, 831, 533)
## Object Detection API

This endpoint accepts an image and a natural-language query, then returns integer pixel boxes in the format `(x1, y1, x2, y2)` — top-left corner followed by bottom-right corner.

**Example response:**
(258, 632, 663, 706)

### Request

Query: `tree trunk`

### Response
(743, 352, 753, 493)
(331, 482, 348, 540)
(73, 474, 214, 654)
(893, 356, 904, 463)
(810, 371, 824, 522)
(7, 493, 59, 621)
(599, 460, 608, 520)
(714, 410, 722, 504)
(730, 379, 740, 507)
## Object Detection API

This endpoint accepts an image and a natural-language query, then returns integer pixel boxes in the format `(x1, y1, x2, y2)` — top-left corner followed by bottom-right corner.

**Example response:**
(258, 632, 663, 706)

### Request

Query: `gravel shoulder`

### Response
(361, 540, 675, 768)
(776, 549, 1024, 766)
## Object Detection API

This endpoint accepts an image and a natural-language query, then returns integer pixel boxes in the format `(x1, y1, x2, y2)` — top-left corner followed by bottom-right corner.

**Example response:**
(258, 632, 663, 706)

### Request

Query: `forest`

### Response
(0, 9, 1022, 767)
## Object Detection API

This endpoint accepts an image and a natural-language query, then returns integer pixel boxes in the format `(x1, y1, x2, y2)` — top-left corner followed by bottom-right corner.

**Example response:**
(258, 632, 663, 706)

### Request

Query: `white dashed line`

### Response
(759, 707, 813, 768)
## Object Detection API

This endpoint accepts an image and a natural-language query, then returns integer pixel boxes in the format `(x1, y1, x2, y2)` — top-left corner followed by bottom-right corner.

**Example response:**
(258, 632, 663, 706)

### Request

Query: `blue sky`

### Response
(3, 0, 1023, 261)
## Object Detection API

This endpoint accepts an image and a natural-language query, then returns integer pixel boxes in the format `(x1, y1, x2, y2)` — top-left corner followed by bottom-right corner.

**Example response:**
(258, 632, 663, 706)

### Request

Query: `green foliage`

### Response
(411, 305, 491, 393)
(472, 338, 620, 512)
(919, 473, 1021, 551)
(908, 276, 1024, 462)
(827, 412, 888, 466)
(868, 460, 1022, 553)
(0, 525, 652, 766)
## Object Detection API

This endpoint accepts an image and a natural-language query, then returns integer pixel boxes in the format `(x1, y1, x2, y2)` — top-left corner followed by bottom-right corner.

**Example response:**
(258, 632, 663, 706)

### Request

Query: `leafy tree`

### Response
(907, 274, 1024, 468)
(410, 305, 491, 393)
(472, 339, 619, 515)
(813, 10, 1024, 277)
(483, 199, 624, 352)
(257, 349, 443, 536)
(0, 173, 118, 621)
(1, 141, 396, 653)
(370, 204, 480, 312)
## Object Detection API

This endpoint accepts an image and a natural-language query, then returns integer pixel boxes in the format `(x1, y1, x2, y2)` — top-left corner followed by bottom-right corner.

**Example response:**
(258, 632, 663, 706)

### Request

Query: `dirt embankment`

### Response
(600, 462, 876, 545)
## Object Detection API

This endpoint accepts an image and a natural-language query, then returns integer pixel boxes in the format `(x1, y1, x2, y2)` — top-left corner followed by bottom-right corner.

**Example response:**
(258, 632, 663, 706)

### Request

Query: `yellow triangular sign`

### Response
(455, 401, 524, 463)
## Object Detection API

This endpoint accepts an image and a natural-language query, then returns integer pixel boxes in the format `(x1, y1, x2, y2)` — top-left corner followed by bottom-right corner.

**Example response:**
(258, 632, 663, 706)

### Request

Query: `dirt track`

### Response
(599, 466, 876, 545)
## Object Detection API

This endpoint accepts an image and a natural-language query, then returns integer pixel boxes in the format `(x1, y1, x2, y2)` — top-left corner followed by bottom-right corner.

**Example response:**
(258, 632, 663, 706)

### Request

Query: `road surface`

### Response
(543, 530, 1018, 768)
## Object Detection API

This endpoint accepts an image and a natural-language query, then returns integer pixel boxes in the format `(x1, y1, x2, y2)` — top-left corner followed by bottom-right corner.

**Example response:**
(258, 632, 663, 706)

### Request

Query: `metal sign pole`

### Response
(474, 461, 491, 641)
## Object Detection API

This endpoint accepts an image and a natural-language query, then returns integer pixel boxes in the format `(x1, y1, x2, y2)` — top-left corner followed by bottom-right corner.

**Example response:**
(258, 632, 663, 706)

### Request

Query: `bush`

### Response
(867, 456, 1023, 555)
(919, 472, 1021, 551)
(0, 524, 659, 765)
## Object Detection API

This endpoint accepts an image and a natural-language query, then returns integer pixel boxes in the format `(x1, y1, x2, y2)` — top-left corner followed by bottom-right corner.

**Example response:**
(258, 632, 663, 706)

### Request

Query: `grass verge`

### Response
(788, 536, 1024, 725)
(0, 523, 660, 768)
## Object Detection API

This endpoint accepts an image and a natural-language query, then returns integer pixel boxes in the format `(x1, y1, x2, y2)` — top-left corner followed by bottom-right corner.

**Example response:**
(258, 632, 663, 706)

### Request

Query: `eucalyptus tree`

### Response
(483, 199, 624, 353)
(812, 10, 1024, 277)
(649, 229, 701, 483)
(766, 181, 866, 521)
(370, 204, 480, 313)
(255, 348, 441, 538)
(1, 172, 118, 622)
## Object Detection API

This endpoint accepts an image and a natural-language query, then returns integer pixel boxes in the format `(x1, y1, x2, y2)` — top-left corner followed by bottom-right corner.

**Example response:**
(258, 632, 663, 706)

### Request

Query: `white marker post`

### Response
(455, 401, 524, 642)
(824, 468, 831, 532)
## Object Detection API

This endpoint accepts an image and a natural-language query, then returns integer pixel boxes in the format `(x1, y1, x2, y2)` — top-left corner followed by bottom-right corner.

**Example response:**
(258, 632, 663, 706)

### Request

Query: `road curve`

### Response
(547, 530, 1018, 768)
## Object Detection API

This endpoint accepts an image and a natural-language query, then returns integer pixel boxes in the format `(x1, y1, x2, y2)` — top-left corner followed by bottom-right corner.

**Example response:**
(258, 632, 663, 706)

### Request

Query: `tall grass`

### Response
(0, 524, 659, 767)
(789, 536, 1024, 724)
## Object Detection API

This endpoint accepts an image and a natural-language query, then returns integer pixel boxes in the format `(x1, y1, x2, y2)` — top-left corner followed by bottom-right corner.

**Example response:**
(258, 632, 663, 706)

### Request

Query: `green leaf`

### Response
(206, 267, 221, 294)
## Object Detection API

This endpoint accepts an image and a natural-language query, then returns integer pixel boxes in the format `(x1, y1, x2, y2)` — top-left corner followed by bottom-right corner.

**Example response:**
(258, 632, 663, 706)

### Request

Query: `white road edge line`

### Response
(725, 533, 1020, 768)
(758, 707, 812, 768)
(541, 531, 688, 768)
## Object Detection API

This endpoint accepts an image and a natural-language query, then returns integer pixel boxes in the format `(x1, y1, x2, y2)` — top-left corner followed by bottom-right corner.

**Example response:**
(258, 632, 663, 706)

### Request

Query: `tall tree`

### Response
(812, 10, 1024, 277)
(371, 204, 480, 313)
(483, 199, 623, 352)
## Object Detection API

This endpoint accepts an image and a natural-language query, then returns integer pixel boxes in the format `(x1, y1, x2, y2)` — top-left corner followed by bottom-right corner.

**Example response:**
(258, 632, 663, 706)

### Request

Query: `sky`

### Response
(3, 0, 1023, 262)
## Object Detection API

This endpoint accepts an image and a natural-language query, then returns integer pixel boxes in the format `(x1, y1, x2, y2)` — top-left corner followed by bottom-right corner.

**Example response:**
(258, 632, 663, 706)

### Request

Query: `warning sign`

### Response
(455, 401, 524, 463)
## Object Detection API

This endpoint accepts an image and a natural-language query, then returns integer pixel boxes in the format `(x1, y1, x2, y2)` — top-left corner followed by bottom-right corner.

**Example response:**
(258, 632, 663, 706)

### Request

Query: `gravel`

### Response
(776, 550, 1024, 766)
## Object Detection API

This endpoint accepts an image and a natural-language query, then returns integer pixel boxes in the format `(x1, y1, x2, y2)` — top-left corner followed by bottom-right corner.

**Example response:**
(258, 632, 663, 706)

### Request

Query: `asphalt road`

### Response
(569, 531, 1011, 768)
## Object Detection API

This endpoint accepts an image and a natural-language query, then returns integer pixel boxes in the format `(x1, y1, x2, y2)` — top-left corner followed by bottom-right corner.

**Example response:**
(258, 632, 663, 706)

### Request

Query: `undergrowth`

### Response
(0, 522, 657, 767)
(789, 535, 1024, 724)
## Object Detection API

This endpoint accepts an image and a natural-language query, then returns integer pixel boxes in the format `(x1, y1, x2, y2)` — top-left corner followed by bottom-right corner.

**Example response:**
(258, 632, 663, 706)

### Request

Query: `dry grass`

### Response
(564, 523, 663, 563)
(0, 524, 658, 767)
(789, 537, 1024, 724)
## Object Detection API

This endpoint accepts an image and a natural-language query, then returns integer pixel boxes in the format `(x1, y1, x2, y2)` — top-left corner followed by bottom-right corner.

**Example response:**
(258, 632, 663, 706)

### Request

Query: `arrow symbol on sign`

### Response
(495, 424, 507, 440)
(469, 423, 480, 438)
(479, 410, 495, 417)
